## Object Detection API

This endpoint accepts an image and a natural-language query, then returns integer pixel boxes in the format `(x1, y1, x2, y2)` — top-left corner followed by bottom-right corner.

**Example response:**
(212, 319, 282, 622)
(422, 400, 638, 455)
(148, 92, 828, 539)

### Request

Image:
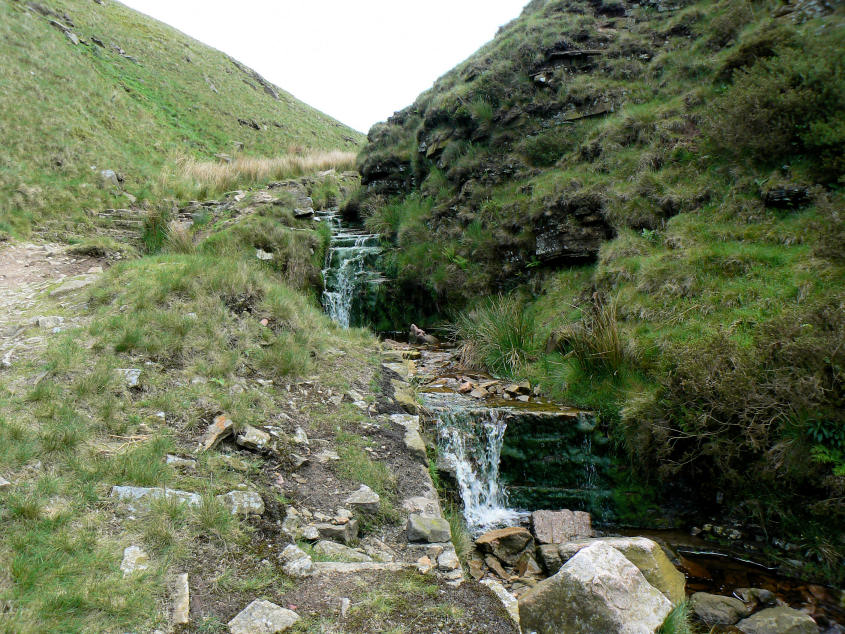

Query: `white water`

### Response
(435, 407, 524, 534)
(318, 209, 382, 328)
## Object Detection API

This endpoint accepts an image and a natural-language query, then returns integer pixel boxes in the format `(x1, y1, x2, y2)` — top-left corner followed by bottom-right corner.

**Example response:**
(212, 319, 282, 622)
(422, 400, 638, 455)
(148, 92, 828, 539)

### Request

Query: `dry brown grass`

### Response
(160, 150, 357, 200)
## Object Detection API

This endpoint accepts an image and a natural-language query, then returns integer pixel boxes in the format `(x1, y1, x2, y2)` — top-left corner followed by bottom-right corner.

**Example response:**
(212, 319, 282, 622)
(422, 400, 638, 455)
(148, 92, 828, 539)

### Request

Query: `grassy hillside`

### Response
(354, 0, 844, 578)
(0, 0, 363, 238)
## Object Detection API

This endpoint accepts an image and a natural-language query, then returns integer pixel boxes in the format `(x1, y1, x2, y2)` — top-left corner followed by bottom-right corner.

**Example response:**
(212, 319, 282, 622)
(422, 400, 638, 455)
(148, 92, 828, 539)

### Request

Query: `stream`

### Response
(319, 212, 844, 631)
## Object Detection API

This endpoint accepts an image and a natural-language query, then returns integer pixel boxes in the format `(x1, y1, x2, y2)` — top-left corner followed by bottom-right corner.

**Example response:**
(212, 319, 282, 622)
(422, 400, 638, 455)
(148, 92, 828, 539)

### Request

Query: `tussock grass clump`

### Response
(552, 296, 633, 375)
(162, 150, 357, 201)
(658, 601, 696, 634)
(452, 294, 538, 377)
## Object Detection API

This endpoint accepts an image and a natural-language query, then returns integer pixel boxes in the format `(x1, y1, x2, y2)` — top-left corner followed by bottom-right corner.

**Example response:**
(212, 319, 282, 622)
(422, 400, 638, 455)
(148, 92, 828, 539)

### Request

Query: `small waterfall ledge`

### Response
(318, 209, 384, 328)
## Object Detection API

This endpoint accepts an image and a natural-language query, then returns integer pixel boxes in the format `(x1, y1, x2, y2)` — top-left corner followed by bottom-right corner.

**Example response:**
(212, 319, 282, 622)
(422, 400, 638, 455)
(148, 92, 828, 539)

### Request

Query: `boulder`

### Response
(313, 540, 372, 563)
(216, 491, 264, 516)
(407, 514, 451, 543)
(736, 607, 819, 634)
(518, 543, 672, 634)
(735, 587, 778, 607)
(537, 543, 563, 575)
(557, 536, 685, 603)
(476, 527, 534, 566)
(690, 592, 751, 626)
(532, 509, 592, 544)
(344, 484, 380, 515)
(228, 599, 300, 634)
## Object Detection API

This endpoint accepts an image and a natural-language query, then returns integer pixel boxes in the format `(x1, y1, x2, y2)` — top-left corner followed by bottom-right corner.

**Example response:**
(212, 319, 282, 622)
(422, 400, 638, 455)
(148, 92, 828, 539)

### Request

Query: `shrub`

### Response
(452, 294, 538, 377)
(707, 35, 844, 182)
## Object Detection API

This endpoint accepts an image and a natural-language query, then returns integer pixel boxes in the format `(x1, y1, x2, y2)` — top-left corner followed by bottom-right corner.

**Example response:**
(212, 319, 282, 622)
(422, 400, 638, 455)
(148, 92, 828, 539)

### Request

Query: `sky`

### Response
(120, 0, 529, 133)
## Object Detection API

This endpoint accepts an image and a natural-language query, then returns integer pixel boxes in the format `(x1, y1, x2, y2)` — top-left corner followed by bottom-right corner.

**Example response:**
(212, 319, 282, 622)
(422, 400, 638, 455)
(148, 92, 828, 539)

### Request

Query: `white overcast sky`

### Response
(120, 0, 528, 133)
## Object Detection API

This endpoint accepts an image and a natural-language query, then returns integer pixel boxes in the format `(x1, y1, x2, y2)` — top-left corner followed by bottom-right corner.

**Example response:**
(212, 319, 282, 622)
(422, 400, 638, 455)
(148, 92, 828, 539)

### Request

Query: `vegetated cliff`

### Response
(0, 0, 363, 236)
(353, 0, 845, 578)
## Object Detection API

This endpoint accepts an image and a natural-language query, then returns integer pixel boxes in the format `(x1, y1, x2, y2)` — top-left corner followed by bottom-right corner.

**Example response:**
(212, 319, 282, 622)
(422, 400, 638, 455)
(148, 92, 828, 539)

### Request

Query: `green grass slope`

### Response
(0, 0, 363, 237)
(354, 0, 845, 578)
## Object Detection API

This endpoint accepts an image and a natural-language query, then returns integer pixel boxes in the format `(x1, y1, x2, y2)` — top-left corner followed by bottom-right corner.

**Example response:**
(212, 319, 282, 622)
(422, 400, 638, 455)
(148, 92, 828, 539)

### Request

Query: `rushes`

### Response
(553, 295, 631, 375)
(452, 294, 538, 377)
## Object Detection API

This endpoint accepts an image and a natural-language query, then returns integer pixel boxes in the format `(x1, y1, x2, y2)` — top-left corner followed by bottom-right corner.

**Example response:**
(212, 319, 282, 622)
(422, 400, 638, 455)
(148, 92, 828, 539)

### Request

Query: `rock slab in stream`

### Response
(228, 599, 300, 634)
(518, 542, 672, 634)
(532, 509, 592, 544)
(691, 592, 751, 626)
(556, 536, 686, 604)
(736, 607, 820, 634)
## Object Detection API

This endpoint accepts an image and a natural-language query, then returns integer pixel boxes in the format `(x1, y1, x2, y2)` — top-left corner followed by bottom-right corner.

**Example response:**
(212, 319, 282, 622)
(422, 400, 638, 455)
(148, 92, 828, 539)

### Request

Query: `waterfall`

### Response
(318, 209, 382, 328)
(434, 404, 523, 534)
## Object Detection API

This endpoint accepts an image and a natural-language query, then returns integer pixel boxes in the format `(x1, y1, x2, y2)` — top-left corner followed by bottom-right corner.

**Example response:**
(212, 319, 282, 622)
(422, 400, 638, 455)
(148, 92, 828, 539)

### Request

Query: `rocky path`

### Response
(0, 241, 103, 368)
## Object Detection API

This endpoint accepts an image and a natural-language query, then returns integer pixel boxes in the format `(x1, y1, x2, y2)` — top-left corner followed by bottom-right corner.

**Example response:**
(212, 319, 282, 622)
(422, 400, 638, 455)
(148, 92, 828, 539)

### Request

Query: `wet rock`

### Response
(557, 536, 686, 603)
(198, 414, 234, 452)
(407, 514, 451, 543)
(476, 527, 534, 566)
(110, 485, 200, 512)
(228, 599, 300, 634)
(344, 484, 380, 515)
(735, 587, 778, 607)
(519, 543, 671, 634)
(691, 592, 751, 626)
(236, 425, 271, 451)
(119, 545, 149, 576)
(736, 606, 819, 634)
(171, 573, 190, 626)
(316, 519, 359, 544)
(314, 540, 372, 563)
(216, 490, 264, 516)
(470, 387, 489, 399)
(481, 579, 520, 630)
(280, 544, 313, 578)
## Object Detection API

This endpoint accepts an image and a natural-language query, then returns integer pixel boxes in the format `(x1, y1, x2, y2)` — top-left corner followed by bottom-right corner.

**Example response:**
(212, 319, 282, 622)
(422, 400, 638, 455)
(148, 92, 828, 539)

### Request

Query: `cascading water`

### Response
(318, 209, 383, 328)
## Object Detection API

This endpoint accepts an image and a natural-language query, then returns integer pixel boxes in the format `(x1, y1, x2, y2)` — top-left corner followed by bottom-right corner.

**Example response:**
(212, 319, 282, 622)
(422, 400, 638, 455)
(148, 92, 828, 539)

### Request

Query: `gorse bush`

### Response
(452, 294, 538, 377)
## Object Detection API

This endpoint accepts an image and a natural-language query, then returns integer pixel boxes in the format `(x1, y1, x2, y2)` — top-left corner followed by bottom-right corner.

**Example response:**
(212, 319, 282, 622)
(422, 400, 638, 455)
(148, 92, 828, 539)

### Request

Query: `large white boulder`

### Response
(518, 542, 672, 634)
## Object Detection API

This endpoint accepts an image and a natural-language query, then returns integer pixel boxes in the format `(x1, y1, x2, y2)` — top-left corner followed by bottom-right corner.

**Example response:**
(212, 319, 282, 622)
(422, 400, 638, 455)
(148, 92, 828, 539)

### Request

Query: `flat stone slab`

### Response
(228, 599, 300, 634)
(49, 275, 95, 298)
(314, 540, 372, 563)
(216, 490, 264, 516)
(171, 573, 190, 626)
(120, 545, 149, 576)
(110, 486, 201, 512)
(345, 484, 380, 514)
(312, 561, 417, 574)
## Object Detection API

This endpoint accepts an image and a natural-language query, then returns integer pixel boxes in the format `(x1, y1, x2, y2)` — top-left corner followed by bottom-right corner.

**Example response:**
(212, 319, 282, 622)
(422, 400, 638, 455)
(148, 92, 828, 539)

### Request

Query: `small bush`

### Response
(707, 35, 844, 182)
(452, 294, 538, 377)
